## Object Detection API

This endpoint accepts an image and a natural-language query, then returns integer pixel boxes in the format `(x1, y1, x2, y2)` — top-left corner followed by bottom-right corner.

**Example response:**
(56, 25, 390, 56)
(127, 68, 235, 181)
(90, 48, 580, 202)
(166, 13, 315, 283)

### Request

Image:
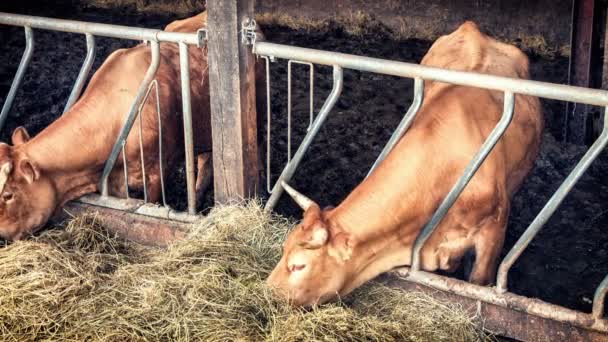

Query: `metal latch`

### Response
(241, 18, 257, 46)
(197, 27, 208, 48)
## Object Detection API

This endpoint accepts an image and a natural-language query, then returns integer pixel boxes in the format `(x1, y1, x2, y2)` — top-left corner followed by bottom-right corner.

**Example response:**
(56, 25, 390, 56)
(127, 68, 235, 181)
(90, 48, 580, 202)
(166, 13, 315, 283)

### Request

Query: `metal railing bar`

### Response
(121, 143, 129, 198)
(397, 268, 608, 333)
(262, 56, 274, 194)
(367, 77, 424, 177)
(179, 41, 196, 215)
(411, 92, 515, 271)
(254, 41, 608, 107)
(265, 65, 343, 210)
(594, 275, 608, 319)
(497, 106, 608, 293)
(138, 98, 148, 203)
(63, 33, 96, 113)
(0, 26, 34, 131)
(154, 81, 167, 207)
(100, 40, 160, 196)
(0, 12, 199, 45)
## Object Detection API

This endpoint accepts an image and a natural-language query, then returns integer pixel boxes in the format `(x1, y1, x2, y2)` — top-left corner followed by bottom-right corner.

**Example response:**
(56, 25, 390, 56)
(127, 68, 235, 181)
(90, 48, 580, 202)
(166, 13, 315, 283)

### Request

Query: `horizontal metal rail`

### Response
(0, 12, 198, 44)
(265, 65, 343, 210)
(254, 41, 608, 107)
(396, 268, 608, 336)
(0, 26, 34, 131)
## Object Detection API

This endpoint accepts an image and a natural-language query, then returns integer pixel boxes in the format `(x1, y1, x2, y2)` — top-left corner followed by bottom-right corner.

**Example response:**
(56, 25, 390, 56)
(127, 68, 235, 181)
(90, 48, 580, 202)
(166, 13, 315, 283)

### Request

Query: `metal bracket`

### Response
(197, 27, 208, 48)
(241, 18, 257, 46)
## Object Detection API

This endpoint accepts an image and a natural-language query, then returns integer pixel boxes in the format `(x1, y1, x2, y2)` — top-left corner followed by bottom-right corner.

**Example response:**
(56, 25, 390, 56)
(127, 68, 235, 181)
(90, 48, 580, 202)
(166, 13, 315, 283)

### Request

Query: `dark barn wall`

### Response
(258, 0, 573, 49)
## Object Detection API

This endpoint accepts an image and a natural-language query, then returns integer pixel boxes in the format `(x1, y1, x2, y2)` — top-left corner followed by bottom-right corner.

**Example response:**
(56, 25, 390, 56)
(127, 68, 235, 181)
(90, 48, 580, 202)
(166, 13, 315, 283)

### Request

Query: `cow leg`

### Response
(196, 152, 213, 200)
(468, 208, 508, 286)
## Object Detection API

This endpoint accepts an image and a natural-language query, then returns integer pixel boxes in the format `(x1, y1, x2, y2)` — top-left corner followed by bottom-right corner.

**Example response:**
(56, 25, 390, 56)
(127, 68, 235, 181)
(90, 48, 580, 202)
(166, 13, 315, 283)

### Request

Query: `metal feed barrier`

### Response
(255, 42, 608, 340)
(0, 12, 205, 222)
(2, 11, 608, 341)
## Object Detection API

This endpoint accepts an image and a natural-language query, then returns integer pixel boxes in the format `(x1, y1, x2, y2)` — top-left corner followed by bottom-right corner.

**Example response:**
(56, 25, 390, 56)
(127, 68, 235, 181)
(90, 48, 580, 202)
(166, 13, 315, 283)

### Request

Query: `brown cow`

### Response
(267, 22, 543, 306)
(0, 12, 262, 240)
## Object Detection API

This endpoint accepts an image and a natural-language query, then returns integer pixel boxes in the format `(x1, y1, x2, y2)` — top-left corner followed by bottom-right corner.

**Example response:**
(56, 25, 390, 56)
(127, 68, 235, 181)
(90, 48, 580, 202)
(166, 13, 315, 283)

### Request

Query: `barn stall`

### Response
(0, 0, 608, 340)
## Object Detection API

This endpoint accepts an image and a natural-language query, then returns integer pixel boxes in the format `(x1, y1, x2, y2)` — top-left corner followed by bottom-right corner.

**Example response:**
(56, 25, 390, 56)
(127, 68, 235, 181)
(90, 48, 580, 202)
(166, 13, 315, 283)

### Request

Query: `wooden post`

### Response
(207, 0, 259, 204)
(565, 0, 604, 144)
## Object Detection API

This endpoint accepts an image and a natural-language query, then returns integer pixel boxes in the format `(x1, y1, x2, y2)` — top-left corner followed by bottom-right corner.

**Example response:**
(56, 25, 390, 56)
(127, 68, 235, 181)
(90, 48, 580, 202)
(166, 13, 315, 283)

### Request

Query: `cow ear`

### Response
(330, 232, 353, 262)
(18, 159, 39, 184)
(12, 127, 30, 146)
(298, 224, 329, 249)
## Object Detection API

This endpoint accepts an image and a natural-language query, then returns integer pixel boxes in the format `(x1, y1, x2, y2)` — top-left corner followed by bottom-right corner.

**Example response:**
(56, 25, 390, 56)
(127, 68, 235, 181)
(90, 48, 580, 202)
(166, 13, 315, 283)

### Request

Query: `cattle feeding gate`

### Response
(1, 5, 608, 342)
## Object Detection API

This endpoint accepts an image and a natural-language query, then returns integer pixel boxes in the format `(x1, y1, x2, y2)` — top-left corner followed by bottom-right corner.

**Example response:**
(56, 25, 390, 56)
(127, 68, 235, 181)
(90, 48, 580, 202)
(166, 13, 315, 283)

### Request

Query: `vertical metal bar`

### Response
(309, 63, 314, 130)
(0, 26, 34, 131)
(367, 77, 424, 177)
(411, 92, 515, 272)
(138, 104, 148, 203)
(63, 33, 96, 113)
(100, 40, 160, 196)
(154, 81, 167, 207)
(497, 106, 608, 293)
(593, 274, 608, 319)
(179, 41, 196, 215)
(265, 65, 343, 211)
(287, 60, 292, 162)
(122, 143, 129, 198)
(262, 56, 273, 193)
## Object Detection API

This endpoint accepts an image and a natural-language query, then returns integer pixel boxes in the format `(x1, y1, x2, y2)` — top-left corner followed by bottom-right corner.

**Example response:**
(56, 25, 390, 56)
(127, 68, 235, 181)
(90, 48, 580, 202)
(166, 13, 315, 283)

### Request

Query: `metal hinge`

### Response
(241, 18, 257, 46)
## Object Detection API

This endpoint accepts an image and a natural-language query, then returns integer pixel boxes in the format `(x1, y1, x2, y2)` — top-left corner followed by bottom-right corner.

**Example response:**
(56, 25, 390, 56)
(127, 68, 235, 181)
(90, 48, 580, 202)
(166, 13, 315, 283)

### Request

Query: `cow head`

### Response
(267, 181, 354, 306)
(0, 127, 57, 240)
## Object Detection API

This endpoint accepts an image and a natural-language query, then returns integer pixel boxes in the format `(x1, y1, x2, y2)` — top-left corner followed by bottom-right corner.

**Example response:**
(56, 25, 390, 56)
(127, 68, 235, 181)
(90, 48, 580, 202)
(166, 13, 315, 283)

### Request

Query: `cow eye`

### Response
(2, 192, 13, 202)
(288, 264, 306, 272)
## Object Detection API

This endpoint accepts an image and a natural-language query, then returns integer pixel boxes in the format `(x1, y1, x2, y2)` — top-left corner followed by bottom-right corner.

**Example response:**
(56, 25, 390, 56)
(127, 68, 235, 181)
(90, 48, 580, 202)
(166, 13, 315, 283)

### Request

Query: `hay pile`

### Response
(0, 202, 490, 341)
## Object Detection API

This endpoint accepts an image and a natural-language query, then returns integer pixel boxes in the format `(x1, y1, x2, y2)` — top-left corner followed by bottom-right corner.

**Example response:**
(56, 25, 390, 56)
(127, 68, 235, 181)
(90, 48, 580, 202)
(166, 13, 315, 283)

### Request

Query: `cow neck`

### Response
(15, 107, 110, 204)
(326, 138, 441, 285)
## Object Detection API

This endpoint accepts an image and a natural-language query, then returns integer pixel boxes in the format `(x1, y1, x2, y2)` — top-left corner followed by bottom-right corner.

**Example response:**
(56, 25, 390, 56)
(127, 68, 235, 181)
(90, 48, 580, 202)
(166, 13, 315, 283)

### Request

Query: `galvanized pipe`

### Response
(497, 106, 608, 293)
(63, 33, 96, 113)
(411, 92, 515, 271)
(265, 65, 343, 210)
(100, 41, 160, 196)
(179, 42, 196, 215)
(0, 26, 34, 131)
(254, 41, 608, 107)
(0, 12, 198, 44)
(397, 268, 608, 334)
(593, 274, 608, 319)
(367, 77, 424, 177)
(262, 56, 274, 193)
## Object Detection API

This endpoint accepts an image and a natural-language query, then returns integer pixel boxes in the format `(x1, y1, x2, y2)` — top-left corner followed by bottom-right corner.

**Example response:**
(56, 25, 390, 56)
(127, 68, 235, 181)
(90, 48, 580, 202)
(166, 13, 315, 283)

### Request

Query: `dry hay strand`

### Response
(0, 202, 491, 341)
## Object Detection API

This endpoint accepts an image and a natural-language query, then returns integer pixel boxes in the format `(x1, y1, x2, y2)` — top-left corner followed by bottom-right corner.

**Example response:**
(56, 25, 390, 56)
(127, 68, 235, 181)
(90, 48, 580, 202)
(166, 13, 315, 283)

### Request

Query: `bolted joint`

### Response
(196, 27, 208, 48)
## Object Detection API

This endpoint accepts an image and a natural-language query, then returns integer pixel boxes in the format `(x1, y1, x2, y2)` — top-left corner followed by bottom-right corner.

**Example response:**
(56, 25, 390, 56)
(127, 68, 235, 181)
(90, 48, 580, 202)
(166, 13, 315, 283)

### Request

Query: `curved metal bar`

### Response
(63, 33, 96, 113)
(0, 26, 34, 131)
(593, 274, 608, 319)
(497, 106, 608, 293)
(411, 92, 515, 271)
(100, 40, 160, 196)
(367, 77, 424, 177)
(265, 65, 343, 210)
(179, 41, 196, 215)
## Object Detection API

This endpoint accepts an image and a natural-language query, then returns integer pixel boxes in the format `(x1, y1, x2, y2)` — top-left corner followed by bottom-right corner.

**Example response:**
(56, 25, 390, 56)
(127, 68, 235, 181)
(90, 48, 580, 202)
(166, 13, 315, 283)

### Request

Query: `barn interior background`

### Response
(1, 0, 608, 340)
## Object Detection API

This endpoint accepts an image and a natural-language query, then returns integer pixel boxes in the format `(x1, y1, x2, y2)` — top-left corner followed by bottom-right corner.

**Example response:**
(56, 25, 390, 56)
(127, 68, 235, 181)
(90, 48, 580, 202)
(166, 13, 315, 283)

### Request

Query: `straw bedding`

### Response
(0, 202, 490, 341)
